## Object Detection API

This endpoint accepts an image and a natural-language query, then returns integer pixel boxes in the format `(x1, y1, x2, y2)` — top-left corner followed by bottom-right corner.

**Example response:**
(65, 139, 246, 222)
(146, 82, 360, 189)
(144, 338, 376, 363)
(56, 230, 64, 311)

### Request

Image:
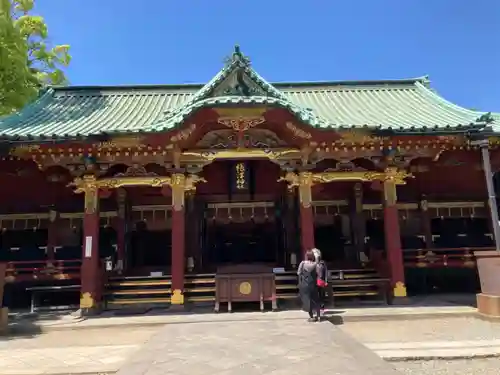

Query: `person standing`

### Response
(312, 248, 328, 315)
(297, 250, 321, 322)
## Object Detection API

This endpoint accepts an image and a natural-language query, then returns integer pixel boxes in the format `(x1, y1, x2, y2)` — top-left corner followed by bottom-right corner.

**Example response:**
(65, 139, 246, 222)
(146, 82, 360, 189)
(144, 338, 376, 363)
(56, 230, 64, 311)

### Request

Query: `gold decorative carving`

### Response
(171, 289, 184, 305)
(9, 144, 41, 157)
(218, 116, 265, 132)
(71, 175, 171, 192)
(182, 148, 300, 162)
(239, 282, 252, 295)
(285, 122, 312, 139)
(364, 167, 412, 185)
(93, 136, 145, 150)
(170, 123, 196, 143)
(80, 292, 94, 309)
(338, 129, 384, 144)
(70, 175, 99, 214)
(393, 282, 407, 298)
(436, 135, 465, 145)
(278, 171, 314, 208)
(235, 162, 247, 189)
(70, 173, 205, 212)
(278, 168, 412, 208)
(115, 165, 157, 178)
(170, 173, 206, 211)
(365, 167, 412, 206)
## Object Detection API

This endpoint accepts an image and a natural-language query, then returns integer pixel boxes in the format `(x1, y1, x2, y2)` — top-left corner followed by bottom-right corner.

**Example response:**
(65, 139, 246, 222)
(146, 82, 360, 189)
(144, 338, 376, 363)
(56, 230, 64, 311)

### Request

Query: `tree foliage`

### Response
(0, 0, 70, 115)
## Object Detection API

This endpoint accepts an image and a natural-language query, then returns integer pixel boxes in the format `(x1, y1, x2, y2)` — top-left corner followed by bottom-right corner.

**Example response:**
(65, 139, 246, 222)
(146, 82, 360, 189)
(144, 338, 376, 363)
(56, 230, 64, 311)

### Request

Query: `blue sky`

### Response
(36, 0, 500, 112)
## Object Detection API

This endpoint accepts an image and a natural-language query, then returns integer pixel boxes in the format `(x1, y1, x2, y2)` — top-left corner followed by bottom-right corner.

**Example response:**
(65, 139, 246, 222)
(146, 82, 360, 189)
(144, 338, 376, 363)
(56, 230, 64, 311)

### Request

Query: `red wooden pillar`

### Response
(382, 173, 406, 298)
(170, 173, 187, 306)
(298, 172, 315, 257)
(47, 210, 59, 263)
(77, 175, 102, 311)
(115, 188, 127, 273)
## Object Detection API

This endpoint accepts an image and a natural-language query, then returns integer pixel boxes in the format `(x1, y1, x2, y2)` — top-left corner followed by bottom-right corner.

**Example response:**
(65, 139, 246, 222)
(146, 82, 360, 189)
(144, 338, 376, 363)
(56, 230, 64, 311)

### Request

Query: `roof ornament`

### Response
(420, 75, 431, 87)
(224, 44, 251, 67)
(476, 112, 494, 124)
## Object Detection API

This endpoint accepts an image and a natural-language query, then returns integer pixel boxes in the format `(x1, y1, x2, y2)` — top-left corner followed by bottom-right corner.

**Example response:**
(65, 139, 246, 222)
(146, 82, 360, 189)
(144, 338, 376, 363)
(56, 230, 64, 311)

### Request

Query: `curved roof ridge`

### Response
(153, 47, 330, 130)
(147, 95, 333, 132)
(274, 75, 430, 88)
(45, 76, 431, 92)
(414, 81, 485, 119)
(0, 46, 493, 139)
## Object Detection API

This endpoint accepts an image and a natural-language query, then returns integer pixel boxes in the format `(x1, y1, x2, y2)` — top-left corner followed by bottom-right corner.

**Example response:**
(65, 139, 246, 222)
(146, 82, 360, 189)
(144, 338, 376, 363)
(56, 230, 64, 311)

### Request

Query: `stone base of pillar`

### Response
(169, 304, 185, 312)
(388, 282, 411, 305)
(477, 293, 500, 318)
(390, 296, 411, 306)
(0, 307, 8, 335)
(169, 289, 185, 311)
(78, 304, 103, 317)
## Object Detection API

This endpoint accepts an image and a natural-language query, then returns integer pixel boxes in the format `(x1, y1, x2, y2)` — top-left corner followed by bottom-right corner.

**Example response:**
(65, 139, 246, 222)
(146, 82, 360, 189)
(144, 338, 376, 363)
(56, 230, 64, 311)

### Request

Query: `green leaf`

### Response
(0, 0, 70, 115)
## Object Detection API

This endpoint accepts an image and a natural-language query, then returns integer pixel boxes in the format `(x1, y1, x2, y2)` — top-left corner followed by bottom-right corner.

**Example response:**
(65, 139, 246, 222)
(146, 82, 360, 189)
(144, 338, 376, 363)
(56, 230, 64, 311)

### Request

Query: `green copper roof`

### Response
(0, 46, 495, 140)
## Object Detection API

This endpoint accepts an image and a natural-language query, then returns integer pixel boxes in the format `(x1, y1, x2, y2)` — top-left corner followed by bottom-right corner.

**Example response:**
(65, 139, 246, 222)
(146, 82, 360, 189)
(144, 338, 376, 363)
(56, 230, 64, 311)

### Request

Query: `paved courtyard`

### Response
(0, 326, 158, 374)
(1, 312, 403, 375)
(3, 310, 500, 374)
(116, 318, 401, 375)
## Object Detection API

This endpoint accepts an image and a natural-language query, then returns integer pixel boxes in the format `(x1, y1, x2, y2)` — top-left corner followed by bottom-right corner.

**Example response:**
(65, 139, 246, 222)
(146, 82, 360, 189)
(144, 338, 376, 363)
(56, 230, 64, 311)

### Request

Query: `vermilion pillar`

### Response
(298, 172, 315, 257)
(77, 175, 102, 311)
(382, 172, 406, 298)
(170, 173, 187, 306)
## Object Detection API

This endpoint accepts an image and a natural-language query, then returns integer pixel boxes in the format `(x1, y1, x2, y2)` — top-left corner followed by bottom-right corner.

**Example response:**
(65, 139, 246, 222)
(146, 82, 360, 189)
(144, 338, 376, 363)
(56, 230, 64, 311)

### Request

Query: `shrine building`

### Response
(0, 46, 499, 312)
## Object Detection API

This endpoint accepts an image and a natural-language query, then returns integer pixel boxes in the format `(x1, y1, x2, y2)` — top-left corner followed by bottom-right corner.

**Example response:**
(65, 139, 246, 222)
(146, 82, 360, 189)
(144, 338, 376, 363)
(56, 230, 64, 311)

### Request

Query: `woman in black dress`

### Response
(297, 250, 321, 322)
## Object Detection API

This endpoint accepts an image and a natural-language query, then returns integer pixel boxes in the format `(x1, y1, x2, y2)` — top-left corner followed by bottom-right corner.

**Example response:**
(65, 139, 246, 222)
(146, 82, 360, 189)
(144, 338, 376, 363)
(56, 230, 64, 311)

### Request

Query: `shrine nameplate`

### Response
(214, 264, 277, 312)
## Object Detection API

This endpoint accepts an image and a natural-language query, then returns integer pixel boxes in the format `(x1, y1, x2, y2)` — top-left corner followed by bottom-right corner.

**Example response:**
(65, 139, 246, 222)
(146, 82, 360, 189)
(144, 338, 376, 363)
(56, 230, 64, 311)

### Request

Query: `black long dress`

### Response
(297, 260, 320, 318)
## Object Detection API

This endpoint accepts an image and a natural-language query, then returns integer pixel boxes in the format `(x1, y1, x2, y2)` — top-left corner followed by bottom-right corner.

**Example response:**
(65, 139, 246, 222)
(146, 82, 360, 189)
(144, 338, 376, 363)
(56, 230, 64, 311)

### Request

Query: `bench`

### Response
(25, 285, 80, 313)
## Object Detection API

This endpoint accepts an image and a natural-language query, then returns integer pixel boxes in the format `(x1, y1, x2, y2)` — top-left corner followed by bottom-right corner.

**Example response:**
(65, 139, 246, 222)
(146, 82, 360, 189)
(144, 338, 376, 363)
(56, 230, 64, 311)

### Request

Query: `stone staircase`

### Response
(105, 268, 389, 309)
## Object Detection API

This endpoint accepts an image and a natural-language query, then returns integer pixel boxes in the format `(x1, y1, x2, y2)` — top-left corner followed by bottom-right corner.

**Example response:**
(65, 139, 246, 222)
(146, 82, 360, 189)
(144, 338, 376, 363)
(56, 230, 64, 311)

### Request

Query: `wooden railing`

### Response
(403, 247, 494, 268)
(5, 259, 81, 282)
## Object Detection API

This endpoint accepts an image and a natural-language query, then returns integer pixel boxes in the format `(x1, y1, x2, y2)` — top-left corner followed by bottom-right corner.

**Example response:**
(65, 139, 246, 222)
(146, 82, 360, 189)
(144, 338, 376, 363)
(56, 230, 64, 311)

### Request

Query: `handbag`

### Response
(317, 279, 327, 287)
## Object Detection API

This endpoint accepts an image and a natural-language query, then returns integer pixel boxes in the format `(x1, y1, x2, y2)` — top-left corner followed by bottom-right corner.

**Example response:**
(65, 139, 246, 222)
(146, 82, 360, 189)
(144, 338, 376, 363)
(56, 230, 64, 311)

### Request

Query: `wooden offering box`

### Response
(214, 264, 277, 312)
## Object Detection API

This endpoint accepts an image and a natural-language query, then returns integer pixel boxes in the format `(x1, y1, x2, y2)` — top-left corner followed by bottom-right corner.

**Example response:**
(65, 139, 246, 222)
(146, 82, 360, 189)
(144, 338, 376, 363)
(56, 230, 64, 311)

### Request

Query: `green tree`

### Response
(0, 0, 70, 115)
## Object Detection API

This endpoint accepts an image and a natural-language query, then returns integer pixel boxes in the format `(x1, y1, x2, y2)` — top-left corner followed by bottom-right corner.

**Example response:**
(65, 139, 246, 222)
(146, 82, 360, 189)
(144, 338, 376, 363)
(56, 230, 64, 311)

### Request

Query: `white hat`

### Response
(312, 248, 321, 260)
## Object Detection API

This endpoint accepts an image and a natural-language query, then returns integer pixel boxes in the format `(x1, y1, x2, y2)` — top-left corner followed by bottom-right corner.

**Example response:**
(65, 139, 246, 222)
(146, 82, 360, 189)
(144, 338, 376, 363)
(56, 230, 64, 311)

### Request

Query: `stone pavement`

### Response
(0, 326, 157, 374)
(369, 340, 500, 360)
(2, 309, 497, 374)
(10, 304, 476, 332)
(116, 318, 402, 375)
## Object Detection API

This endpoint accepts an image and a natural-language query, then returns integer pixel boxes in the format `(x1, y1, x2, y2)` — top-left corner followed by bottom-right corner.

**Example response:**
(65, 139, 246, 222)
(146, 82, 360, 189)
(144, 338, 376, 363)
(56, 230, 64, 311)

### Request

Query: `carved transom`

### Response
(217, 116, 265, 132)
(114, 165, 157, 178)
(195, 129, 287, 149)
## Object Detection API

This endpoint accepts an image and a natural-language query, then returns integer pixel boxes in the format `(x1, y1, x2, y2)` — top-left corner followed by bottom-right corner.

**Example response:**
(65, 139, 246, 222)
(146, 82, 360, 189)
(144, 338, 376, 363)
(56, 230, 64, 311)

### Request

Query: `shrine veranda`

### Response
(0, 46, 499, 311)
